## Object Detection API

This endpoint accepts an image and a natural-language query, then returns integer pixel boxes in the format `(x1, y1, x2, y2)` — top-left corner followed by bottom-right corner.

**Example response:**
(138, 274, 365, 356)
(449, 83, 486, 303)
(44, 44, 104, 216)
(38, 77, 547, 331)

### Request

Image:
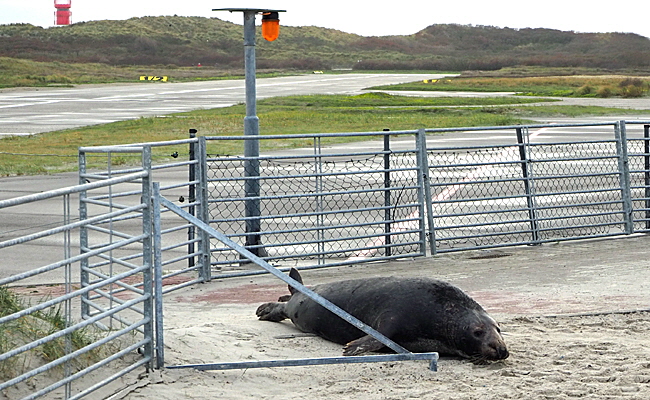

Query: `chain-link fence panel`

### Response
(627, 123, 650, 232)
(527, 140, 626, 240)
(204, 133, 427, 273)
(426, 143, 533, 250)
(423, 122, 643, 253)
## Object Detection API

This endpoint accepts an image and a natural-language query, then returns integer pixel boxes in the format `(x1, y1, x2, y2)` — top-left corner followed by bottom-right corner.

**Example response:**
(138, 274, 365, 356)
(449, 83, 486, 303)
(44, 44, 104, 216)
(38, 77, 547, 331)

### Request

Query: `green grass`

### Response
(0, 286, 107, 381)
(369, 76, 650, 98)
(258, 92, 556, 107)
(1, 93, 648, 176)
(0, 57, 290, 88)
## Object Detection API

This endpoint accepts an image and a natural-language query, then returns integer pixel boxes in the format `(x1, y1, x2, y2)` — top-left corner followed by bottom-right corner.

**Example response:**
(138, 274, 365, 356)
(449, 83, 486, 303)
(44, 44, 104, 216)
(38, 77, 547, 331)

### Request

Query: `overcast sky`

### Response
(1, 0, 649, 39)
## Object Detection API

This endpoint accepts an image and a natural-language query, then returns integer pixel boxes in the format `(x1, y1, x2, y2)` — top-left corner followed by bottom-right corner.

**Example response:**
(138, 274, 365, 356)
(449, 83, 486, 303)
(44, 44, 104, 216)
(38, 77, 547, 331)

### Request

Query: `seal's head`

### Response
(455, 311, 509, 361)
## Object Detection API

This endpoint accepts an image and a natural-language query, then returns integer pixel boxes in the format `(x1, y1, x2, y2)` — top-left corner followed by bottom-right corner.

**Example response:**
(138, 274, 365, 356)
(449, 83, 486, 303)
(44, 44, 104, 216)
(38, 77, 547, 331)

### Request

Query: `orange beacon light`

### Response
(261, 12, 280, 41)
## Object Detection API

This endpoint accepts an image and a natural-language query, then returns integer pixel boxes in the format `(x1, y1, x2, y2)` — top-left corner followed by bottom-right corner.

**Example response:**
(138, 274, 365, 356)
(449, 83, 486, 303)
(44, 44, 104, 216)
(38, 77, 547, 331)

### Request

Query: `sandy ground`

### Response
(111, 311, 650, 400)
(99, 236, 650, 400)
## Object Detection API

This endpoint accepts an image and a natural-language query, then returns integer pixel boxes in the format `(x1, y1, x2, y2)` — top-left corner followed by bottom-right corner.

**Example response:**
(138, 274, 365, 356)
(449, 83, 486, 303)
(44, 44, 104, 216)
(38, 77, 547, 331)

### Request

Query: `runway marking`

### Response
(0, 100, 63, 109)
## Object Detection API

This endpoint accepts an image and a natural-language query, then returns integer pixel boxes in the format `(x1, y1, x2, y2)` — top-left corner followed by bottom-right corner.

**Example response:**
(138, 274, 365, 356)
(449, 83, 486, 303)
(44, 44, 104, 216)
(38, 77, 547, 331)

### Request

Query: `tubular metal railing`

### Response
(0, 169, 153, 400)
(422, 121, 650, 253)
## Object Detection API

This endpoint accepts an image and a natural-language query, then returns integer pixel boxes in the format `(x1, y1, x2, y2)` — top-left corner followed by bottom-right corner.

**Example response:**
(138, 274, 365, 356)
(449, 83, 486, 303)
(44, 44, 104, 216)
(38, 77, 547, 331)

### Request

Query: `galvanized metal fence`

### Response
(627, 122, 650, 231)
(422, 121, 650, 253)
(2, 120, 650, 398)
(0, 139, 209, 399)
(0, 166, 153, 400)
(78, 137, 212, 294)
(201, 121, 650, 262)
(203, 131, 427, 275)
(423, 121, 650, 252)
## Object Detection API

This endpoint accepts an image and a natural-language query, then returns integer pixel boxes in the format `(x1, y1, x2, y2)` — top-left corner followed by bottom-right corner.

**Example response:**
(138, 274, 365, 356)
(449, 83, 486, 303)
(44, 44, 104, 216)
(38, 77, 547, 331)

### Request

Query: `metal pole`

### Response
(383, 130, 392, 257)
(152, 183, 165, 369)
(198, 136, 212, 279)
(615, 121, 633, 234)
(516, 127, 539, 243)
(78, 150, 90, 320)
(169, 352, 438, 372)
(141, 146, 155, 371)
(415, 129, 435, 255)
(242, 11, 267, 258)
(314, 137, 325, 264)
(63, 193, 72, 398)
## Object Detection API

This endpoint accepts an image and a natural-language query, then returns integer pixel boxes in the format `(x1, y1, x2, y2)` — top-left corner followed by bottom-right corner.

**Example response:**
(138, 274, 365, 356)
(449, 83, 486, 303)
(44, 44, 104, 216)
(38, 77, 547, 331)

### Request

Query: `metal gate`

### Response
(422, 121, 650, 253)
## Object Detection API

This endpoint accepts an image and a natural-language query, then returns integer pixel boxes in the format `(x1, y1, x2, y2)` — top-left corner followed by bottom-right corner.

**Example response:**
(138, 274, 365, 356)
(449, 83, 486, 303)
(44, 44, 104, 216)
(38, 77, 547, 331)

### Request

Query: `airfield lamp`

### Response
(212, 7, 285, 259)
(261, 12, 280, 41)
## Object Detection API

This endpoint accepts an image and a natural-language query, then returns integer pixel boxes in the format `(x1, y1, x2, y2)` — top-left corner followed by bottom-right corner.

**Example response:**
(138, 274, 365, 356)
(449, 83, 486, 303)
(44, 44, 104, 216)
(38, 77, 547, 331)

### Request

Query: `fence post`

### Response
(141, 146, 155, 371)
(516, 127, 540, 243)
(313, 136, 325, 265)
(152, 183, 165, 369)
(644, 125, 650, 230)
(78, 150, 90, 321)
(383, 129, 392, 257)
(197, 136, 212, 279)
(643, 125, 650, 229)
(615, 121, 634, 234)
(63, 192, 72, 398)
(416, 129, 436, 255)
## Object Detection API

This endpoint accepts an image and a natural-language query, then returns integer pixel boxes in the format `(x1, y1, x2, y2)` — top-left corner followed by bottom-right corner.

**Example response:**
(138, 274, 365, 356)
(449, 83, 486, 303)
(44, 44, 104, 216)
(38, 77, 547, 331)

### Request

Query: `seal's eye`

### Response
(473, 329, 485, 338)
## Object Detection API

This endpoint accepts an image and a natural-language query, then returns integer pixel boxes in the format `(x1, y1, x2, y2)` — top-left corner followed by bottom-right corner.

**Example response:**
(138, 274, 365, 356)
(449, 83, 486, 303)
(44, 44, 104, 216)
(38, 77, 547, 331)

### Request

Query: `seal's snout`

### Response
(485, 337, 509, 360)
(494, 344, 509, 360)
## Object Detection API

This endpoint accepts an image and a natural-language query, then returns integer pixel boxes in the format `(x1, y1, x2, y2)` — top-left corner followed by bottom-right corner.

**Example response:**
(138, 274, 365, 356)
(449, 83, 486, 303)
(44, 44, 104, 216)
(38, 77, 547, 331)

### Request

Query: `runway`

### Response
(0, 73, 444, 136)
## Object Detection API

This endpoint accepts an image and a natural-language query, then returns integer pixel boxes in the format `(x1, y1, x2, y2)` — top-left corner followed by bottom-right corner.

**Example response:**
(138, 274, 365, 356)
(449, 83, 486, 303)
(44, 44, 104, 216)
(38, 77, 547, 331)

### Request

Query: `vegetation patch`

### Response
(0, 57, 290, 88)
(258, 93, 556, 108)
(369, 75, 650, 98)
(0, 286, 109, 382)
(2, 18, 650, 71)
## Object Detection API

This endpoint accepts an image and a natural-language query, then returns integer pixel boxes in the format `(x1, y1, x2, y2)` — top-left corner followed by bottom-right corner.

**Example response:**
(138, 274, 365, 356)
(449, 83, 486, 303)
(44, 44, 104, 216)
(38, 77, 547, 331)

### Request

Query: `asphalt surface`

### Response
(0, 73, 446, 136)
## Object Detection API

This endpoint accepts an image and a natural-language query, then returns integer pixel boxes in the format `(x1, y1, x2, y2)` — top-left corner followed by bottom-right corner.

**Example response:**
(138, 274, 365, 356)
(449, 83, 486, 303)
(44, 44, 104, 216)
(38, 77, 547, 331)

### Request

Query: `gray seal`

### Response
(256, 269, 509, 361)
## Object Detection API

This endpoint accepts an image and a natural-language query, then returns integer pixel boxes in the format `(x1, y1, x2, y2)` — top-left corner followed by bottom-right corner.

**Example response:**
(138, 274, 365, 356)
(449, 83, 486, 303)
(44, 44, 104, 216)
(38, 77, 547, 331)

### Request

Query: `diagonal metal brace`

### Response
(158, 194, 411, 355)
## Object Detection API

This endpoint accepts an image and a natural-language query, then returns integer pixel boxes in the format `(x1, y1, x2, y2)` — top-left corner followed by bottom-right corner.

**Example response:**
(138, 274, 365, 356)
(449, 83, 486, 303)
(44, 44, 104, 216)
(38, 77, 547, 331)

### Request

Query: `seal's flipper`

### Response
(256, 302, 288, 322)
(287, 268, 303, 295)
(343, 335, 386, 356)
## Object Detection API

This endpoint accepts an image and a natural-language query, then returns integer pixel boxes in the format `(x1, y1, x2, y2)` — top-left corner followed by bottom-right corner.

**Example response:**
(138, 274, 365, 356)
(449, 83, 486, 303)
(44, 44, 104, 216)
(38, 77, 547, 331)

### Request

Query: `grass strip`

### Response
(0, 93, 647, 176)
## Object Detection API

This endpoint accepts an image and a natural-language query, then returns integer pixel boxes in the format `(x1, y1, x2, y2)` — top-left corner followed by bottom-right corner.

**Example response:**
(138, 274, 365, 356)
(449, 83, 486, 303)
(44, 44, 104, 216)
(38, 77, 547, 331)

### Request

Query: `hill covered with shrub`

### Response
(1, 16, 649, 71)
